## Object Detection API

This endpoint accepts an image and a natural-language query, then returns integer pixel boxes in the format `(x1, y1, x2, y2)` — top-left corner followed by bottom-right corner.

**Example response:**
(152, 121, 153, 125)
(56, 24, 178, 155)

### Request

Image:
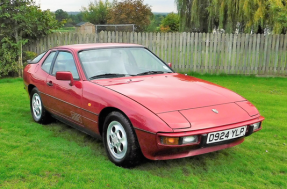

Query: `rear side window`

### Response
(30, 51, 47, 63)
(42, 52, 56, 73)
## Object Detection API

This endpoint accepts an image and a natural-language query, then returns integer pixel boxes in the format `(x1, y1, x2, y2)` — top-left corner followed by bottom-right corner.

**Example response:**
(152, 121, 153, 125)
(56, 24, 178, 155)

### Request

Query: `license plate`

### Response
(206, 126, 247, 144)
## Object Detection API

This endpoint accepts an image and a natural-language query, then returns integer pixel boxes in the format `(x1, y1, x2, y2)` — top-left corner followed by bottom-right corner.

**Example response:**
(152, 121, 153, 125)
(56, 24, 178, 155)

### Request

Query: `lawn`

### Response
(0, 75, 286, 188)
(52, 27, 76, 33)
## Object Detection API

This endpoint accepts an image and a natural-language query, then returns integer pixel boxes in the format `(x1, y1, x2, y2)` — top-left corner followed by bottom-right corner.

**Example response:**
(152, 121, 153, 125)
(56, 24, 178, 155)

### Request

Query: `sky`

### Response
(34, 0, 177, 13)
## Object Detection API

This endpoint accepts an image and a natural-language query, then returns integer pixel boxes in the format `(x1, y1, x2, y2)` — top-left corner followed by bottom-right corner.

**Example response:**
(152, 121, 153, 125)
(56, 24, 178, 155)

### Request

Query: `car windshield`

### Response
(78, 47, 173, 80)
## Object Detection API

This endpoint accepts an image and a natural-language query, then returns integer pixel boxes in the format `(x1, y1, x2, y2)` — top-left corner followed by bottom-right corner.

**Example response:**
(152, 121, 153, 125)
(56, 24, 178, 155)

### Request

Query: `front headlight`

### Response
(251, 122, 261, 130)
(182, 135, 198, 144)
(160, 135, 199, 145)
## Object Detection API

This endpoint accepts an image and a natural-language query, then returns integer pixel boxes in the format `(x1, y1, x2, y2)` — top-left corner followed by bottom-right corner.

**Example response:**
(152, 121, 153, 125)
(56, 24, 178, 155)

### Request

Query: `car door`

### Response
(46, 51, 84, 126)
(37, 51, 58, 111)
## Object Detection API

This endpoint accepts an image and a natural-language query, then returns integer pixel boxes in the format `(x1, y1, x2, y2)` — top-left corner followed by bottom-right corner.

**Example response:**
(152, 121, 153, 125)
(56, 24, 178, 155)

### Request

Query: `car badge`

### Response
(212, 109, 219, 114)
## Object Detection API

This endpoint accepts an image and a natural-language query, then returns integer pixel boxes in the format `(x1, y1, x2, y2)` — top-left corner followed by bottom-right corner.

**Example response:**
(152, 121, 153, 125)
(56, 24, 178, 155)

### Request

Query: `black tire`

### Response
(30, 88, 52, 124)
(103, 111, 142, 167)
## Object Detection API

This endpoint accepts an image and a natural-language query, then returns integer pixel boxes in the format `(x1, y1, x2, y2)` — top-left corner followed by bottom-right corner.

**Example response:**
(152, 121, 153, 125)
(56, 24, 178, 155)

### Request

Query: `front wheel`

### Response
(30, 88, 51, 124)
(103, 111, 142, 167)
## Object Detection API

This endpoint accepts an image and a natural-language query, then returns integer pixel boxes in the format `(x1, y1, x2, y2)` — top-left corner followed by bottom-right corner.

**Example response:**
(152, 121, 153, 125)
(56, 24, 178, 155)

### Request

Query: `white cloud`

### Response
(145, 0, 177, 12)
(35, 0, 177, 13)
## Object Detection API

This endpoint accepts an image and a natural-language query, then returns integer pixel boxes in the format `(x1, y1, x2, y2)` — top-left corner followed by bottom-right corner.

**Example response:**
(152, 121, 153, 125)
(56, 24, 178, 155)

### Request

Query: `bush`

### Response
(160, 13, 179, 32)
(23, 51, 37, 67)
(0, 37, 19, 77)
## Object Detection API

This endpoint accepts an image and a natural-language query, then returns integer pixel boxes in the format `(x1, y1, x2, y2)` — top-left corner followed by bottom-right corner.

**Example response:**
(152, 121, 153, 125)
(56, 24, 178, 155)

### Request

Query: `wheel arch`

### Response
(28, 84, 36, 95)
(98, 107, 133, 137)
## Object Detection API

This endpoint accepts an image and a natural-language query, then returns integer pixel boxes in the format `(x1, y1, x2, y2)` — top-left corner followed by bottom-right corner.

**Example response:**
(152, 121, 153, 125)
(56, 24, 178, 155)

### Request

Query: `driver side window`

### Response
(52, 52, 79, 79)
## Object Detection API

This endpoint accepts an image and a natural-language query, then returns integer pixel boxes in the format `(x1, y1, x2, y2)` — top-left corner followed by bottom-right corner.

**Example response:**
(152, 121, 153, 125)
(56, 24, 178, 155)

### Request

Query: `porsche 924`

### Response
(23, 43, 264, 167)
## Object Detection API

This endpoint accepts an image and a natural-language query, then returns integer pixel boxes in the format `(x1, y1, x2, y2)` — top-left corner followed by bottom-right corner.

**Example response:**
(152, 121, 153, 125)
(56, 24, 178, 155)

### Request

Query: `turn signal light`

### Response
(160, 135, 199, 145)
(161, 137, 179, 145)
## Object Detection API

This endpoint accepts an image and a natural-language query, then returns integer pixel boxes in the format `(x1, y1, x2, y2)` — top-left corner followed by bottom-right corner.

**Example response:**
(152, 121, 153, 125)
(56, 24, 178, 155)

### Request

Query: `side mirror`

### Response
(56, 72, 74, 86)
(167, 63, 172, 68)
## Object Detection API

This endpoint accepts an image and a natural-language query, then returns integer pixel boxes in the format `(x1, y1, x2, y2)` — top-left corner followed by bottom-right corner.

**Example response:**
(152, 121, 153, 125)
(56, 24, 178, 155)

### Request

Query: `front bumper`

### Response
(135, 116, 264, 160)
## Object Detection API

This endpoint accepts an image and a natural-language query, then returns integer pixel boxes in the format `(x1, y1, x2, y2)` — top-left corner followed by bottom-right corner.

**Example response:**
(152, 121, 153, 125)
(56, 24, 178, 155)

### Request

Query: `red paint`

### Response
(23, 43, 265, 161)
(99, 74, 245, 113)
(154, 138, 245, 160)
(180, 103, 252, 130)
(56, 72, 74, 86)
(157, 111, 191, 129)
(236, 101, 259, 116)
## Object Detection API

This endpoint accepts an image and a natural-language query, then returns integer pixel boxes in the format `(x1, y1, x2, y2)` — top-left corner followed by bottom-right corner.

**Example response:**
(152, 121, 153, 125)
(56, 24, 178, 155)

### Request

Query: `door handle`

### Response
(47, 81, 53, 86)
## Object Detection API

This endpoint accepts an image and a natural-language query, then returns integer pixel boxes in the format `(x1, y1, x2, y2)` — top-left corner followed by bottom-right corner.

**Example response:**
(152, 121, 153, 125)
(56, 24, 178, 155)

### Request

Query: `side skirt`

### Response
(51, 113, 102, 141)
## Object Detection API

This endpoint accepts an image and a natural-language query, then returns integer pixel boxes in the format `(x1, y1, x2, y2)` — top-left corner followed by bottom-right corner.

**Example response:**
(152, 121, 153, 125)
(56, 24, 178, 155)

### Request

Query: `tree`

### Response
(55, 9, 69, 23)
(108, 0, 153, 32)
(81, 0, 111, 24)
(160, 13, 179, 32)
(206, 0, 270, 33)
(269, 0, 287, 34)
(147, 14, 166, 32)
(69, 12, 85, 25)
(175, 0, 287, 34)
(175, 0, 209, 32)
(0, 0, 62, 77)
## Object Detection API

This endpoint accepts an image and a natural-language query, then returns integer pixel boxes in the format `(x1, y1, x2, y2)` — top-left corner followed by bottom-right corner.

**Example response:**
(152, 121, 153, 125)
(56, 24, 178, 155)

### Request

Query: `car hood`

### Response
(93, 73, 246, 114)
(157, 102, 257, 130)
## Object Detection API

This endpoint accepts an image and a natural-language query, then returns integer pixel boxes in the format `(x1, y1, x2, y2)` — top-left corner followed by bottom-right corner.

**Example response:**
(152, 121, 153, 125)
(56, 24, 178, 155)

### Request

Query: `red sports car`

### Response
(23, 43, 264, 167)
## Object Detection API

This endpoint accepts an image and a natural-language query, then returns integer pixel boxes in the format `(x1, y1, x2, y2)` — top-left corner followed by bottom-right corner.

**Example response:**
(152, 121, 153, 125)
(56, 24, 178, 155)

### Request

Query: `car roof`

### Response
(54, 43, 144, 51)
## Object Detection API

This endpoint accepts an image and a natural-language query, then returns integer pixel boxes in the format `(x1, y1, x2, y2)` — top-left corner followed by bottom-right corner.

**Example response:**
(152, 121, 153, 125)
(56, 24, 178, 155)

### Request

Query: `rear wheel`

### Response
(103, 111, 142, 167)
(30, 88, 51, 124)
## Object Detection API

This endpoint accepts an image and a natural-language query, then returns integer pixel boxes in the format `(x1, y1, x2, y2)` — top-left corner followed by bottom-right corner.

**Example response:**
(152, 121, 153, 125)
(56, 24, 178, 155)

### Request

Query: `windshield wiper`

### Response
(89, 73, 126, 80)
(136, 71, 170, 76)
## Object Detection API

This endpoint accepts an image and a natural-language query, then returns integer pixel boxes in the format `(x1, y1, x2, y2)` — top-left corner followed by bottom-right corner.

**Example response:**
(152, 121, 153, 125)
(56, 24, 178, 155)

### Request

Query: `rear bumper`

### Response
(135, 116, 264, 160)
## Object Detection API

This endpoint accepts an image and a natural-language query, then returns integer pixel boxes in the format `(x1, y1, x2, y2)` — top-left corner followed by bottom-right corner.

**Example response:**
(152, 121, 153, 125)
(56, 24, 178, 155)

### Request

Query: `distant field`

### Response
(0, 75, 286, 188)
(52, 27, 75, 33)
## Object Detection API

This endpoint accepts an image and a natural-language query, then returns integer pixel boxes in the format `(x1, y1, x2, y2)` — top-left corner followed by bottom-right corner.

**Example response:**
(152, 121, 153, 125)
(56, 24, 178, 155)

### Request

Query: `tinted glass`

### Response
(42, 52, 56, 73)
(52, 52, 79, 79)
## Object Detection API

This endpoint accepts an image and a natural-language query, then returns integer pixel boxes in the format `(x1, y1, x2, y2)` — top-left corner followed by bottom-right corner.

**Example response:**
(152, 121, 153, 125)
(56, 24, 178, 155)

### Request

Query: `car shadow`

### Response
(43, 119, 106, 156)
(135, 152, 220, 176)
(41, 119, 235, 177)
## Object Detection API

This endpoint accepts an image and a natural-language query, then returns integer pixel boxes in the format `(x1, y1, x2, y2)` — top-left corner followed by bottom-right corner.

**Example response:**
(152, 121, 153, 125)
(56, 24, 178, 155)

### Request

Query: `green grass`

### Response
(0, 76, 286, 188)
